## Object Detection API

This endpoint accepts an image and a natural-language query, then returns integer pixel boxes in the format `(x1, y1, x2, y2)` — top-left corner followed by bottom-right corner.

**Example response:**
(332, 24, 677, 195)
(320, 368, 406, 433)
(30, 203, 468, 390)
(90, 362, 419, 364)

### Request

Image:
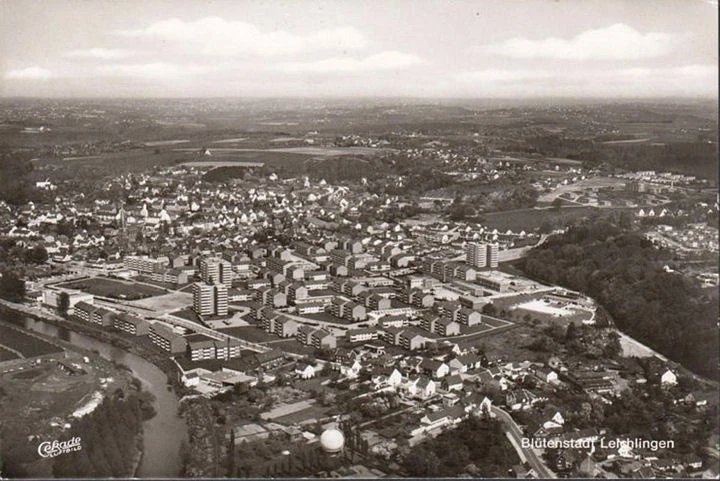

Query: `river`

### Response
(5, 314, 187, 477)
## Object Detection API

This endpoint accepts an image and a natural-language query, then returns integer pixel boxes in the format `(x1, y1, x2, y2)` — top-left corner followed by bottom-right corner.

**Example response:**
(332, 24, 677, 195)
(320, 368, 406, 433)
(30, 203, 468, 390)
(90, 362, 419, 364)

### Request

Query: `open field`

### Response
(58, 277, 167, 300)
(0, 323, 63, 357)
(481, 206, 634, 232)
(217, 326, 276, 343)
(129, 291, 192, 312)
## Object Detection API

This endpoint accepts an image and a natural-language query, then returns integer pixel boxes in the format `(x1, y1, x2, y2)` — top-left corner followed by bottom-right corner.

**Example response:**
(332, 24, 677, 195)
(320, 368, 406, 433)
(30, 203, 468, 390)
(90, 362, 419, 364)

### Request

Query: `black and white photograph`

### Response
(0, 0, 718, 478)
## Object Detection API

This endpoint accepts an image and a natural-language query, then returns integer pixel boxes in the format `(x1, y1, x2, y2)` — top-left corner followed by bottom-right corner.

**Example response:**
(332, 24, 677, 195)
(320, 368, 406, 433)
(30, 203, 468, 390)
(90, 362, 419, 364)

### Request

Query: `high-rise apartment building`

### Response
(200, 257, 232, 287)
(486, 243, 499, 269)
(192, 282, 228, 317)
(466, 242, 487, 268)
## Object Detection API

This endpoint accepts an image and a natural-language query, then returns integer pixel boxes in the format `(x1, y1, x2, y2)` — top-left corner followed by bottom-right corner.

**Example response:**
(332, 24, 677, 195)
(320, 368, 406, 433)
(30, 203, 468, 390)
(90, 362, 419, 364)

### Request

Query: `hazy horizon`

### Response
(2, 0, 718, 99)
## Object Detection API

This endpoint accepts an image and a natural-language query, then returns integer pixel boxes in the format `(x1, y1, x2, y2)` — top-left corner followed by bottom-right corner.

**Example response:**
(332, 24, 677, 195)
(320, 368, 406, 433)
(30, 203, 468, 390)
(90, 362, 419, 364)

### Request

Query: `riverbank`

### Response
(0, 300, 189, 477)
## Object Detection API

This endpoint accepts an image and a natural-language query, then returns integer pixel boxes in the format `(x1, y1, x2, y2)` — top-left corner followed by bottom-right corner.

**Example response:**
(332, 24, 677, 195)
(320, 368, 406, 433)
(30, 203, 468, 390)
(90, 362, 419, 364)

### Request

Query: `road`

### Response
(491, 405, 556, 478)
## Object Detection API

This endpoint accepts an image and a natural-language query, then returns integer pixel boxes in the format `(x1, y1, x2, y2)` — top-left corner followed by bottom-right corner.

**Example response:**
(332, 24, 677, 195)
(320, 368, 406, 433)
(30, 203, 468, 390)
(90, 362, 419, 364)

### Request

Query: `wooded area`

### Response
(521, 220, 719, 378)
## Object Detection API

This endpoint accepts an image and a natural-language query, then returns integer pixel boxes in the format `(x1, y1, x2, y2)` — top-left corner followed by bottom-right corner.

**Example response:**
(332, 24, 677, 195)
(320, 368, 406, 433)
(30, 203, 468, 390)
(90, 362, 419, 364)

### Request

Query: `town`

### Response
(0, 97, 717, 479)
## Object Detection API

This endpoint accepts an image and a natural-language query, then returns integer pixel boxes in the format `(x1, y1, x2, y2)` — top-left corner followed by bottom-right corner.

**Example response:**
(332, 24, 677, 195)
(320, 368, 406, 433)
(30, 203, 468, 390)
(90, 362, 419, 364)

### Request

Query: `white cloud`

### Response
(4, 66, 55, 80)
(97, 63, 184, 79)
(278, 51, 422, 73)
(484, 23, 677, 60)
(116, 17, 366, 57)
(64, 48, 138, 59)
(454, 64, 717, 97)
(456, 69, 554, 82)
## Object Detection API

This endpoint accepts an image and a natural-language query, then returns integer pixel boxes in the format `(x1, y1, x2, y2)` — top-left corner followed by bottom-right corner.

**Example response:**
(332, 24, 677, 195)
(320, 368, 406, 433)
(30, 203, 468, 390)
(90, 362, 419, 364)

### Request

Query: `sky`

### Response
(1, 0, 717, 98)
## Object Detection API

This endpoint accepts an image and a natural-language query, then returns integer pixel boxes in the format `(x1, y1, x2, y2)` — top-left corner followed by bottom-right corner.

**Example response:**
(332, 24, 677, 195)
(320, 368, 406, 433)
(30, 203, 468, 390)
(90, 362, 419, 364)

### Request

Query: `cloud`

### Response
(278, 51, 423, 73)
(4, 66, 55, 80)
(96, 63, 207, 79)
(454, 64, 717, 97)
(64, 48, 138, 59)
(456, 69, 554, 83)
(483, 23, 677, 60)
(116, 17, 366, 57)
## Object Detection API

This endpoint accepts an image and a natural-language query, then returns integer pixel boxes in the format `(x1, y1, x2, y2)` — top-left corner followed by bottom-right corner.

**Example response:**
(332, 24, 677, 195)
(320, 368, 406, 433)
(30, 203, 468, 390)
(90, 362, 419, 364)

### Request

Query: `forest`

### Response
(51, 389, 156, 478)
(520, 219, 719, 378)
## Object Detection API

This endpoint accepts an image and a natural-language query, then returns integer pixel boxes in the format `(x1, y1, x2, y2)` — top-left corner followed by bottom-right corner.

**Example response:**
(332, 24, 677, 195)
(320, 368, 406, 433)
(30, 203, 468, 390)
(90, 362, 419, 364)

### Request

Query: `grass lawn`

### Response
(460, 323, 494, 335)
(302, 312, 354, 325)
(217, 326, 277, 343)
(58, 277, 166, 300)
(265, 339, 317, 356)
(171, 307, 203, 323)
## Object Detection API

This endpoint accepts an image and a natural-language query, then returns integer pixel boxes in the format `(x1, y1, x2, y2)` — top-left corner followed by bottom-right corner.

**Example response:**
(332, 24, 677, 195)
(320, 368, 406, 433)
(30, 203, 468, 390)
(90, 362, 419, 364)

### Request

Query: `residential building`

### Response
(200, 257, 233, 287)
(192, 282, 229, 316)
(113, 313, 149, 336)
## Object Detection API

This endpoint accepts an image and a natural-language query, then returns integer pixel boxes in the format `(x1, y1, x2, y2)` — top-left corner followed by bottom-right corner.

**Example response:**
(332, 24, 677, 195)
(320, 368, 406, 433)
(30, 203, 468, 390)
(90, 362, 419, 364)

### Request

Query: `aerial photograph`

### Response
(0, 0, 717, 479)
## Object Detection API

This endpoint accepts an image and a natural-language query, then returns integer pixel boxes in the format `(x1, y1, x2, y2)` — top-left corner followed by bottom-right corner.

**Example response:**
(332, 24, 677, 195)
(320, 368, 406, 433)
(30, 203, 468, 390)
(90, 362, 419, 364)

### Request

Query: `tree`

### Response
(565, 322, 577, 341)
(57, 291, 70, 317)
(0, 270, 25, 301)
(27, 245, 48, 264)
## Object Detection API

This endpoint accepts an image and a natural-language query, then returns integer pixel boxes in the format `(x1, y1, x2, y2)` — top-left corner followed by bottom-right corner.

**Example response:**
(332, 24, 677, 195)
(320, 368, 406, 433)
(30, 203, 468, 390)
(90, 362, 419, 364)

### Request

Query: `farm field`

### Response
(33, 149, 191, 181)
(58, 277, 167, 300)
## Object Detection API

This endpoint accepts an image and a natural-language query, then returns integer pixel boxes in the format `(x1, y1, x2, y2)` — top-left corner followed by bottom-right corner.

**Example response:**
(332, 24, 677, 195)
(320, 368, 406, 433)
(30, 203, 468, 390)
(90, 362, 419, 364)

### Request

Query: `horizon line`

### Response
(1, 95, 717, 102)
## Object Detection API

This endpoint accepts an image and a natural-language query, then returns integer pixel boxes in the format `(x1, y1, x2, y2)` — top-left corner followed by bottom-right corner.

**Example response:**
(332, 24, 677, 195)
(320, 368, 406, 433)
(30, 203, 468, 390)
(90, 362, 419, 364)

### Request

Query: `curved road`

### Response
(491, 405, 556, 478)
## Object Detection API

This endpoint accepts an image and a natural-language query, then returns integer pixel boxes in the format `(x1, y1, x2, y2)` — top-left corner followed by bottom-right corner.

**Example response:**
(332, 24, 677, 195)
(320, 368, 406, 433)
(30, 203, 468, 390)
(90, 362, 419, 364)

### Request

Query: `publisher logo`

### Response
(37, 437, 82, 458)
